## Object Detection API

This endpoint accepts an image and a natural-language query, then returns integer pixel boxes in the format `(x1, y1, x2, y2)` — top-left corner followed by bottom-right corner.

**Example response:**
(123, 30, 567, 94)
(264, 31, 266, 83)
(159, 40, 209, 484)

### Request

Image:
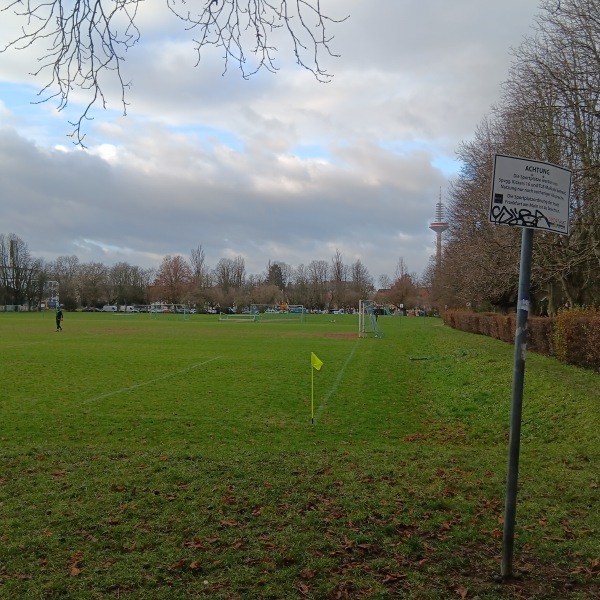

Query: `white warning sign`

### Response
(490, 155, 571, 235)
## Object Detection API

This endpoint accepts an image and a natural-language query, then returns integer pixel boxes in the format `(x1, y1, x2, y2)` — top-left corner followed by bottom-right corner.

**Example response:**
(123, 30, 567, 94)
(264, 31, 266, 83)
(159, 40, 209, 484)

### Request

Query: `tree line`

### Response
(0, 234, 425, 312)
(434, 0, 600, 316)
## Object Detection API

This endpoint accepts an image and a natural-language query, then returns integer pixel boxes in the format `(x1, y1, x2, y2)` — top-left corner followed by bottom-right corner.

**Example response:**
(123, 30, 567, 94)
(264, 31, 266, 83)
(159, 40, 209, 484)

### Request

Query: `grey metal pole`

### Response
(501, 227, 534, 578)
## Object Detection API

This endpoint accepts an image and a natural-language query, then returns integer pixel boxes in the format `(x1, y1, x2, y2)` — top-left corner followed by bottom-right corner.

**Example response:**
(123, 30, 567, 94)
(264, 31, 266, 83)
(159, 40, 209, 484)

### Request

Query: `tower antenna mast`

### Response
(429, 188, 449, 266)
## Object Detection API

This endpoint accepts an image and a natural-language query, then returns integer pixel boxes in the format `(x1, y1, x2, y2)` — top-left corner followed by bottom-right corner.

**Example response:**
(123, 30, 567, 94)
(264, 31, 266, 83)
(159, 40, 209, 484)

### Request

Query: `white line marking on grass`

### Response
(315, 341, 359, 420)
(84, 356, 222, 404)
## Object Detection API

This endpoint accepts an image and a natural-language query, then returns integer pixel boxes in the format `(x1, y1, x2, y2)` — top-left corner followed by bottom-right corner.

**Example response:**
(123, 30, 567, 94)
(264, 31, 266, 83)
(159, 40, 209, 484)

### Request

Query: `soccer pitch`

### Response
(1, 311, 416, 454)
(1, 312, 598, 598)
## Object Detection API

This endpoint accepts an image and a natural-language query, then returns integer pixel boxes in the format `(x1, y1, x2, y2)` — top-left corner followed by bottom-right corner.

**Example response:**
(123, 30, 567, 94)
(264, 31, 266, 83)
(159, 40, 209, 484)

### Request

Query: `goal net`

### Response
(218, 312, 258, 322)
(256, 304, 307, 322)
(358, 300, 383, 338)
(218, 305, 307, 323)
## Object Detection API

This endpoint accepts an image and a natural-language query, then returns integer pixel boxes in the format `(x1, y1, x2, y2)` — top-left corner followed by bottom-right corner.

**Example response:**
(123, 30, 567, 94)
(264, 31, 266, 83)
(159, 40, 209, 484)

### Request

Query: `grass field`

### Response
(0, 312, 598, 599)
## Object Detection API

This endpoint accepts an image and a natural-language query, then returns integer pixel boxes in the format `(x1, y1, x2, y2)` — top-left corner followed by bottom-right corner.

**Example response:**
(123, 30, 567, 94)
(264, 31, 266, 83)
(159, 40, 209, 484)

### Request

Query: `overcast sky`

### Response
(0, 0, 542, 284)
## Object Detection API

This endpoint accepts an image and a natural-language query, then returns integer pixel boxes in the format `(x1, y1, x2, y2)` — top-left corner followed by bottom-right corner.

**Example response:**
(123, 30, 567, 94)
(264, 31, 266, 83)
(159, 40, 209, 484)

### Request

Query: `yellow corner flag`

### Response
(310, 352, 323, 425)
(311, 352, 323, 371)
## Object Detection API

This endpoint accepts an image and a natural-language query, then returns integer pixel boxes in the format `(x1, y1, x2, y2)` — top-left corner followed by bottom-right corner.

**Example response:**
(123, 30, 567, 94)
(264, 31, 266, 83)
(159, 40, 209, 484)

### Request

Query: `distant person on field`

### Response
(56, 308, 63, 332)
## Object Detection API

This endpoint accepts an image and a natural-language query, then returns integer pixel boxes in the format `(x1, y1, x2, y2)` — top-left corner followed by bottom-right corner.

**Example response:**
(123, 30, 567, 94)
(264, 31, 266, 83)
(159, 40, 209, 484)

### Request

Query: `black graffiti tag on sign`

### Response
(490, 205, 551, 229)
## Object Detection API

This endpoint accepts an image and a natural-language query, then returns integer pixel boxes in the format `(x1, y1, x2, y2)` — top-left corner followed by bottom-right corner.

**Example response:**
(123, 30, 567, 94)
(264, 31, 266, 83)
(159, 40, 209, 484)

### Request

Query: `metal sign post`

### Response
(489, 155, 572, 579)
(501, 226, 533, 577)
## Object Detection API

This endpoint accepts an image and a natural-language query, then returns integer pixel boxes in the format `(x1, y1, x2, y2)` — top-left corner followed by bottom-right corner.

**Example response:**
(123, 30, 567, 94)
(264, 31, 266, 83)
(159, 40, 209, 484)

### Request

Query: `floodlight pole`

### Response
(502, 226, 534, 578)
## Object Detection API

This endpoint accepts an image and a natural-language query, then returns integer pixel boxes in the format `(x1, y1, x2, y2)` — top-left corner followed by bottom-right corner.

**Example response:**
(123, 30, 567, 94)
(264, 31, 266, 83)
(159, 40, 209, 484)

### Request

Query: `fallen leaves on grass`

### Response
(167, 559, 187, 571)
(571, 557, 600, 577)
(455, 585, 468, 598)
(69, 551, 84, 576)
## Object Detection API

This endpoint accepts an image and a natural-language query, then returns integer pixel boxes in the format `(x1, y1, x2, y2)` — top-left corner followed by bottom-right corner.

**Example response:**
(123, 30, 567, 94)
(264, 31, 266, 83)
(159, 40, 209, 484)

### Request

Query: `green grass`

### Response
(0, 312, 598, 599)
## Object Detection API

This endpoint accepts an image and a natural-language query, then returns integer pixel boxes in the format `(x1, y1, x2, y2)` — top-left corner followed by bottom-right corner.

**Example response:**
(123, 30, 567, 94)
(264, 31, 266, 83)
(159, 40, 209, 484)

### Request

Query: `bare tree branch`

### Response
(1, 0, 347, 146)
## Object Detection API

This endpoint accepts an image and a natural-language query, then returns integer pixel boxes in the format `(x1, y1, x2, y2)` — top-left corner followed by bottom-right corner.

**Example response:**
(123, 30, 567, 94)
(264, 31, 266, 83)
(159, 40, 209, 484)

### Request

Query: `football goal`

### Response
(266, 305, 306, 322)
(218, 312, 258, 322)
(218, 305, 307, 323)
(149, 304, 191, 320)
(0, 305, 21, 312)
(358, 300, 383, 338)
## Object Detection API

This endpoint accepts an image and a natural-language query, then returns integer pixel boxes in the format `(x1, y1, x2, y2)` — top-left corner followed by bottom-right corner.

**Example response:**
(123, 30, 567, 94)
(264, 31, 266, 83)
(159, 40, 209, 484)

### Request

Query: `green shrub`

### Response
(553, 306, 600, 371)
(443, 308, 600, 370)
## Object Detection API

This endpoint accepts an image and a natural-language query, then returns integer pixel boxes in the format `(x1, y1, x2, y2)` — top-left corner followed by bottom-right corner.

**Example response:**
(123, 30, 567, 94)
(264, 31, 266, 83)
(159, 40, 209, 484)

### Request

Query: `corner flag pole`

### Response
(311, 366, 315, 425)
(310, 352, 323, 424)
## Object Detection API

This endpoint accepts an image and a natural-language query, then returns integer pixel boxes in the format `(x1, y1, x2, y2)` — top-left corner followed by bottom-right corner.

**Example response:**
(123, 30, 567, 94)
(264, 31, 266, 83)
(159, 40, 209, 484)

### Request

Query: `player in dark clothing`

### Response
(56, 308, 63, 332)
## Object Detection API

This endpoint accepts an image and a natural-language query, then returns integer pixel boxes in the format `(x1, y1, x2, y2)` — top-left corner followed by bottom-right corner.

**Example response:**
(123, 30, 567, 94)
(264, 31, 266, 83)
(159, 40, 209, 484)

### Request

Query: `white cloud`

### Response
(0, 0, 542, 282)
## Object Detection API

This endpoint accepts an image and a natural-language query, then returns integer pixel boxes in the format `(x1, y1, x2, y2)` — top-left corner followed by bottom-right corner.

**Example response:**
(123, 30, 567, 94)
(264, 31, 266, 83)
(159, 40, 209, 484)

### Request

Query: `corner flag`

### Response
(310, 352, 324, 424)
(311, 352, 323, 371)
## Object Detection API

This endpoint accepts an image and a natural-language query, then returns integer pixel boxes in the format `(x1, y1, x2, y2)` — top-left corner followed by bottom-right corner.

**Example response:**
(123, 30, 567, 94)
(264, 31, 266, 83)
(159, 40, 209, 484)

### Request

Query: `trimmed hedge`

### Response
(442, 308, 600, 372)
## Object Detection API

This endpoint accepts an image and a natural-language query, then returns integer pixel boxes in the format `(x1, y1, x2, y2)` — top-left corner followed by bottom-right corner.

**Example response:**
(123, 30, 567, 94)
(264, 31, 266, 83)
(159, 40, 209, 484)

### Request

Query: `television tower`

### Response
(429, 188, 449, 266)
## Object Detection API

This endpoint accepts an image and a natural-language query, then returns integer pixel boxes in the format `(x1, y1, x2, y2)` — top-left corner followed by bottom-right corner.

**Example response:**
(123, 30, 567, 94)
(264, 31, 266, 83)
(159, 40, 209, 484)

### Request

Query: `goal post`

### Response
(218, 312, 258, 322)
(358, 300, 383, 338)
(218, 305, 307, 323)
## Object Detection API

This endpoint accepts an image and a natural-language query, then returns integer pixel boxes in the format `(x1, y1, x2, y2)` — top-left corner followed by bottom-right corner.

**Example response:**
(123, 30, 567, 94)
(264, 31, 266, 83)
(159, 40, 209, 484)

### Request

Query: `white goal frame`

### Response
(218, 312, 258, 322)
(358, 300, 383, 338)
(218, 305, 307, 323)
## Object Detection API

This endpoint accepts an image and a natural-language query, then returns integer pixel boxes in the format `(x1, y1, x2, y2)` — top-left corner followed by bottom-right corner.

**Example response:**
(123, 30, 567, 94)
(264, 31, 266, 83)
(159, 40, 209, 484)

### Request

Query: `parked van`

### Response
(101, 305, 118, 312)
(119, 305, 137, 313)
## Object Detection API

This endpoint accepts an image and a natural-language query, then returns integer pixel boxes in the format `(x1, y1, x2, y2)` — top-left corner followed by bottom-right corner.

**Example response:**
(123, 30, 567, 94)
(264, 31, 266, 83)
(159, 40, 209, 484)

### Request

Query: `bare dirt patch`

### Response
(318, 332, 358, 339)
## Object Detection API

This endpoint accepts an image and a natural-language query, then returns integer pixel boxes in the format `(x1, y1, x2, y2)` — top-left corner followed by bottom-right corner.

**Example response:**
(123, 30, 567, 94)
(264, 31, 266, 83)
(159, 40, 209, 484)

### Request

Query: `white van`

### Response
(101, 305, 118, 312)
(118, 305, 137, 312)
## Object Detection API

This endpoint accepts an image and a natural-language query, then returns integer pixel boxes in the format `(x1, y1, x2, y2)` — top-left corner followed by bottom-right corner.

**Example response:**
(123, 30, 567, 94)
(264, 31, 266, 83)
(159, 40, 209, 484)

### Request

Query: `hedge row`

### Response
(442, 307, 600, 372)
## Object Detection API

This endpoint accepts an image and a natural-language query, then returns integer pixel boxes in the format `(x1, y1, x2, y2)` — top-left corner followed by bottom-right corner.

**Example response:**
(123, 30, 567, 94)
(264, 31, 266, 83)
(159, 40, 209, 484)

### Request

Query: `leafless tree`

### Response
(190, 245, 212, 288)
(393, 257, 411, 283)
(307, 258, 329, 308)
(109, 261, 150, 305)
(78, 261, 110, 307)
(378, 274, 392, 290)
(153, 254, 193, 303)
(28, 258, 51, 308)
(503, 0, 600, 310)
(330, 248, 347, 307)
(50, 254, 81, 309)
(0, 0, 347, 145)
(2, 231, 384, 311)
(349, 258, 374, 297)
(190, 246, 206, 280)
(440, 117, 522, 311)
(437, 0, 600, 313)
(289, 262, 309, 306)
(375, 256, 419, 310)
(213, 257, 235, 292)
(212, 256, 245, 307)
(231, 255, 246, 289)
(250, 283, 280, 305)
(0, 233, 37, 305)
